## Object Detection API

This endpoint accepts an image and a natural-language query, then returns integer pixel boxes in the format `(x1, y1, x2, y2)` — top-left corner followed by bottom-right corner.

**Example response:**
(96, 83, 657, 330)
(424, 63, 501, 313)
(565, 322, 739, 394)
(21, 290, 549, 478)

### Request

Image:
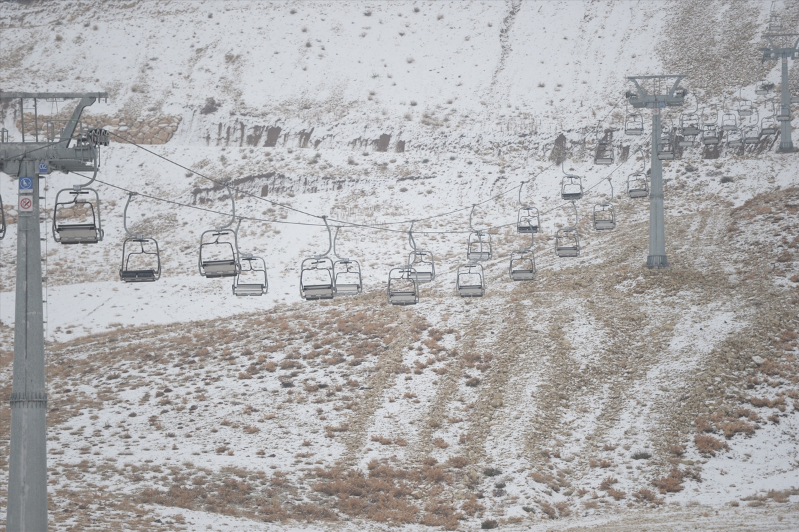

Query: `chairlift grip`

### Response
(122, 192, 138, 237)
(218, 182, 236, 230)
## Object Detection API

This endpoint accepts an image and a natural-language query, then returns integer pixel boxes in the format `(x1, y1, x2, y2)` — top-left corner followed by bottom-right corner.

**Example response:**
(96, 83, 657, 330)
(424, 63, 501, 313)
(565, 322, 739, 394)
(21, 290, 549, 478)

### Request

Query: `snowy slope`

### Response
(1, 1, 799, 531)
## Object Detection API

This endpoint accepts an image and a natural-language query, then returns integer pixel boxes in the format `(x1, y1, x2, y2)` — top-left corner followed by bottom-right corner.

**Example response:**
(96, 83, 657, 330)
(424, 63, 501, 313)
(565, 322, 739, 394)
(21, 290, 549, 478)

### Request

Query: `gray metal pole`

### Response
(7, 159, 48, 532)
(779, 56, 793, 152)
(647, 111, 668, 268)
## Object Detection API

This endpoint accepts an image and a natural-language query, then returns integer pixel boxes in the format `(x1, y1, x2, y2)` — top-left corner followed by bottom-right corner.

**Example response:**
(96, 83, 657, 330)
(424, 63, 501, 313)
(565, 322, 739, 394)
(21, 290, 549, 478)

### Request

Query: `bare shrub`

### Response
(695, 434, 728, 456)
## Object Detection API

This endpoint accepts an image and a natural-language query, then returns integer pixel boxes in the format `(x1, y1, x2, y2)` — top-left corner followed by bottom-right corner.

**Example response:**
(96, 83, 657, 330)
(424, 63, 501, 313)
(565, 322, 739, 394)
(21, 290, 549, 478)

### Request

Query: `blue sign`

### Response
(19, 177, 33, 193)
(38, 162, 49, 174)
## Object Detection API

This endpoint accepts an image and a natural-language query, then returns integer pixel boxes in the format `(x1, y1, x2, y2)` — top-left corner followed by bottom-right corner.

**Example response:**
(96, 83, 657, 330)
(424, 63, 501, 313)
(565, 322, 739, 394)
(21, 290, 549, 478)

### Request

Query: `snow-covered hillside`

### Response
(1, 1, 799, 531)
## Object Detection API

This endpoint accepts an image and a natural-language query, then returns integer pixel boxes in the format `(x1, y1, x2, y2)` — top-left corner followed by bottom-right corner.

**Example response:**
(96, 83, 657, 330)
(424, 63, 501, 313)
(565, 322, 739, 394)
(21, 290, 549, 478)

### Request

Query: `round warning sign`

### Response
(19, 196, 33, 213)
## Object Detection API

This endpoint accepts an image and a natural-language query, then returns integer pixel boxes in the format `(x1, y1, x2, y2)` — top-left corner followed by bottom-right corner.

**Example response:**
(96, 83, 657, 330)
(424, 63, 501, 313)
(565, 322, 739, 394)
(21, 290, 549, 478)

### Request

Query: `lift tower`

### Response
(759, 33, 799, 152)
(0, 92, 108, 532)
(625, 75, 687, 269)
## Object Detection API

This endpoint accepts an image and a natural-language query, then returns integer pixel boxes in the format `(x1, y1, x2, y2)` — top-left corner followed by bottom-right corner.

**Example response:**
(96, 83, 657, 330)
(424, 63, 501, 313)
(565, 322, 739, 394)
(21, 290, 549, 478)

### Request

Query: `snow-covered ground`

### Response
(1, 1, 799, 530)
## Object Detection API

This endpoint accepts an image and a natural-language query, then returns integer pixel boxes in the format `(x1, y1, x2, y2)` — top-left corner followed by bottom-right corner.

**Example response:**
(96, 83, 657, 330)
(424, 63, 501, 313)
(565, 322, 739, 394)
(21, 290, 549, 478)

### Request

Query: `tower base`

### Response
(646, 255, 669, 269)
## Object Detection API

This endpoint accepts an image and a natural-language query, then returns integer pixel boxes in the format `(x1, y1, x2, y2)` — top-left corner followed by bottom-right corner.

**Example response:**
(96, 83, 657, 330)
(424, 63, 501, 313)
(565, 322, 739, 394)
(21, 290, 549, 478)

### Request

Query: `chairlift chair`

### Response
(199, 229, 240, 278)
(119, 193, 161, 282)
(760, 114, 778, 136)
(755, 79, 774, 96)
(199, 182, 240, 278)
(726, 128, 744, 148)
(742, 124, 761, 144)
(561, 162, 583, 200)
(775, 96, 791, 122)
(467, 231, 492, 261)
(300, 257, 335, 300)
(509, 247, 536, 281)
(53, 186, 104, 244)
(768, 3, 783, 33)
(737, 99, 754, 118)
(456, 261, 486, 298)
(387, 264, 419, 305)
(657, 135, 675, 160)
(333, 259, 362, 296)
(679, 106, 701, 137)
(627, 149, 649, 199)
(517, 206, 540, 234)
(593, 124, 614, 165)
(300, 216, 336, 300)
(331, 226, 362, 295)
(702, 124, 721, 146)
(407, 222, 436, 283)
(592, 177, 616, 231)
(466, 205, 492, 261)
(624, 112, 644, 136)
(721, 109, 738, 132)
(555, 227, 580, 257)
(233, 253, 268, 296)
(678, 133, 697, 148)
(555, 202, 580, 257)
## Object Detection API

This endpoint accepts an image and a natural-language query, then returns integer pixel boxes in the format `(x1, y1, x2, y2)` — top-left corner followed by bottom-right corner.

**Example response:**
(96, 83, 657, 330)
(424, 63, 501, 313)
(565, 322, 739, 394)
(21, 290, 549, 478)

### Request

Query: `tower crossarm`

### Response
(625, 75, 687, 109)
(759, 34, 799, 62)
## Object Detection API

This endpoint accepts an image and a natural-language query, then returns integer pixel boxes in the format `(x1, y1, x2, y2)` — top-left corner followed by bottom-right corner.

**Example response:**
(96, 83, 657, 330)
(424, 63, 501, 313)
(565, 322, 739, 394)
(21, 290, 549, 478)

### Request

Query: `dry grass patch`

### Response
(694, 434, 728, 456)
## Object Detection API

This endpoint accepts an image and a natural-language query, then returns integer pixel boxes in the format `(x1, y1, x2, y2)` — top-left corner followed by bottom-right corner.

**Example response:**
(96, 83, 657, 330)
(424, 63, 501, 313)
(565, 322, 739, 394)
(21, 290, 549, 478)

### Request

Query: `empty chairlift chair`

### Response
(331, 226, 362, 296)
(407, 223, 435, 283)
(199, 183, 240, 278)
(119, 193, 161, 282)
(657, 136, 675, 161)
(233, 254, 268, 296)
(743, 123, 762, 144)
(509, 228, 536, 281)
(466, 205, 492, 261)
(593, 178, 616, 231)
(627, 149, 649, 199)
(555, 202, 580, 258)
(768, 3, 783, 33)
(721, 108, 738, 132)
(737, 99, 754, 118)
(555, 228, 580, 257)
(593, 124, 614, 165)
(624, 102, 644, 136)
(53, 185, 104, 244)
(300, 216, 336, 300)
(560, 162, 584, 200)
(727, 127, 744, 148)
(760, 114, 778, 136)
(516, 181, 540, 234)
(387, 264, 419, 305)
(755, 78, 774, 96)
(456, 261, 486, 298)
(702, 124, 721, 146)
